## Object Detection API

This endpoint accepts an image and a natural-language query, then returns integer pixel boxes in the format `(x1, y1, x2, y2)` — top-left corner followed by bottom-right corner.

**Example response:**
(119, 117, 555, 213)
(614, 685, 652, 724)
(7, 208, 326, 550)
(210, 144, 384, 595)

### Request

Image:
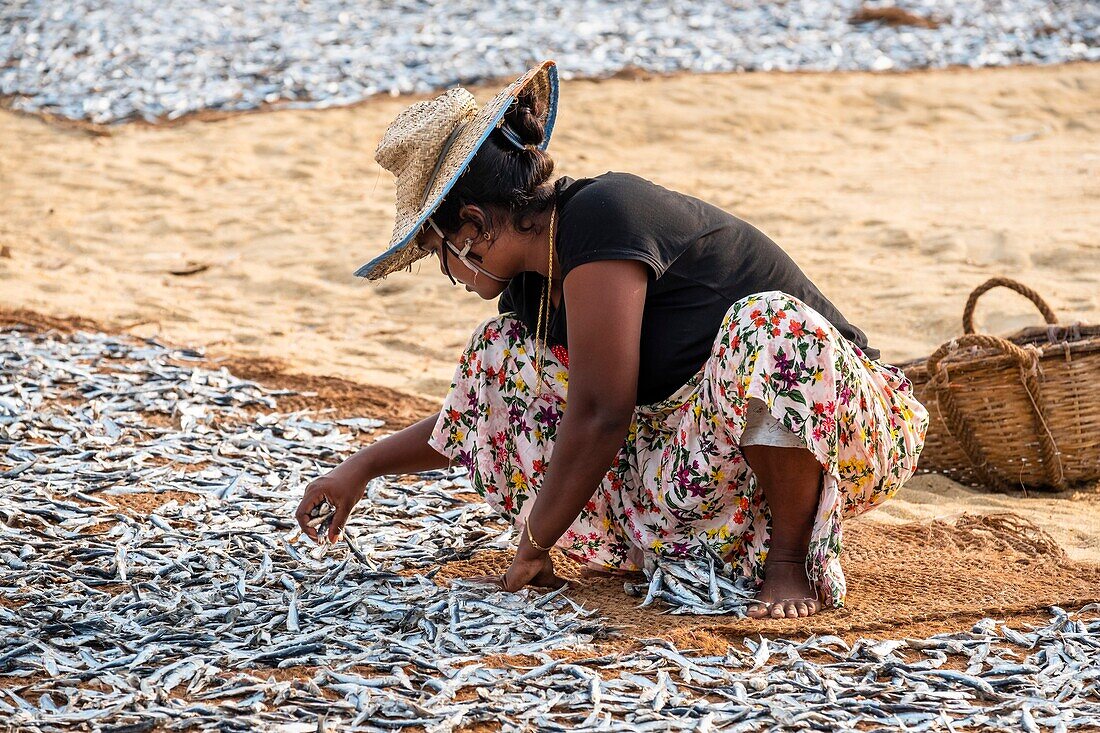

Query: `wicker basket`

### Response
(899, 277, 1100, 491)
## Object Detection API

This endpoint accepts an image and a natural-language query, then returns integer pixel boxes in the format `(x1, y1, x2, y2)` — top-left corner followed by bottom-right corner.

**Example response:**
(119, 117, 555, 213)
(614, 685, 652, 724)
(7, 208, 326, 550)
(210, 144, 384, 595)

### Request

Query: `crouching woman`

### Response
(295, 61, 928, 618)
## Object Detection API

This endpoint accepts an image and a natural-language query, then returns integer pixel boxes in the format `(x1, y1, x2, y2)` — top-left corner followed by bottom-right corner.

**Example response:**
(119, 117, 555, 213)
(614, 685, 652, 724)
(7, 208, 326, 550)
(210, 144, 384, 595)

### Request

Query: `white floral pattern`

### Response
(429, 292, 929, 607)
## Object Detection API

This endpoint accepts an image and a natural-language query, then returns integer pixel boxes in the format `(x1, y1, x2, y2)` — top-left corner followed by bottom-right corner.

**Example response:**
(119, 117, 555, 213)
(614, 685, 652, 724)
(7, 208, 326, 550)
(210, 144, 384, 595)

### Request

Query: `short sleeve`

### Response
(557, 247, 662, 281)
(554, 173, 675, 282)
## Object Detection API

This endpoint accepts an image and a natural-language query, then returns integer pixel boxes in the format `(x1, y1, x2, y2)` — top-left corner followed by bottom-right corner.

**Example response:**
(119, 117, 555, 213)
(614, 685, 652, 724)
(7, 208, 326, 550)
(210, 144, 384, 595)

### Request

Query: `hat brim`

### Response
(355, 61, 559, 280)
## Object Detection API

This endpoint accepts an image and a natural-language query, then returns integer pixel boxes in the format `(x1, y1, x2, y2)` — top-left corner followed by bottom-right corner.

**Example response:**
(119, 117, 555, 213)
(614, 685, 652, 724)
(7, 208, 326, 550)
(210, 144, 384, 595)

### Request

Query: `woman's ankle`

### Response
(765, 545, 809, 564)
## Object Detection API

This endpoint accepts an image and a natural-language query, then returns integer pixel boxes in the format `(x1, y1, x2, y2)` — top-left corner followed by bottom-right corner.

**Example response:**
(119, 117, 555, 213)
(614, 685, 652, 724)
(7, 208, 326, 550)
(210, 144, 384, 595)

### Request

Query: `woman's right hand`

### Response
(293, 411, 448, 544)
(294, 465, 369, 544)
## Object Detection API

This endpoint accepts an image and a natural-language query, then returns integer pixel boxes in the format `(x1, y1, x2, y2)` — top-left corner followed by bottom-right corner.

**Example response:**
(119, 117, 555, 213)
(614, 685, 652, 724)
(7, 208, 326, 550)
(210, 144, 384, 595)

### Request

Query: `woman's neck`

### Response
(521, 206, 562, 283)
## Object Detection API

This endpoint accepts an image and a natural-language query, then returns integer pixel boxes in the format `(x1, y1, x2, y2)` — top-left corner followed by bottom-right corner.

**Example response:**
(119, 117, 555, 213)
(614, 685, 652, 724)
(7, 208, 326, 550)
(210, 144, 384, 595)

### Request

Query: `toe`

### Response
(795, 601, 809, 617)
(770, 602, 786, 619)
(806, 600, 819, 616)
(747, 602, 770, 619)
(784, 602, 799, 618)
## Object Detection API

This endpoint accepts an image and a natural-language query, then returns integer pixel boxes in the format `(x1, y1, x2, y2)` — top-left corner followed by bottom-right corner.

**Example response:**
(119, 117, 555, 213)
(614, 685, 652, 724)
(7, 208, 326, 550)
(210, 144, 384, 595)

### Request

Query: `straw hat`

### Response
(355, 60, 559, 280)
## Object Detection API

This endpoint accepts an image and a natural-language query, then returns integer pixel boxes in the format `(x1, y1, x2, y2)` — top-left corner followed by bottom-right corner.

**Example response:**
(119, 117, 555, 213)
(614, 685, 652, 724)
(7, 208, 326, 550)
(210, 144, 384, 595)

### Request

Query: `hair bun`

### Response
(502, 88, 546, 148)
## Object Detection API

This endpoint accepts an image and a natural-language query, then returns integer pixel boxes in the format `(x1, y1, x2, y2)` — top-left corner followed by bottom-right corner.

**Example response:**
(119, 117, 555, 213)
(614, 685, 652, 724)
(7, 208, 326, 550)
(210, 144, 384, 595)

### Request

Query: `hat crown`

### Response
(356, 61, 558, 280)
(374, 88, 478, 181)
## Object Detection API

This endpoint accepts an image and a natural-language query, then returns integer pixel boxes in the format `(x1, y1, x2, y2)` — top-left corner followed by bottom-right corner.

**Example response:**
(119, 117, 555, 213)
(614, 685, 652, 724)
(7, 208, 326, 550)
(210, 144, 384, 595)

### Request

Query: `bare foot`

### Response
(746, 559, 820, 619)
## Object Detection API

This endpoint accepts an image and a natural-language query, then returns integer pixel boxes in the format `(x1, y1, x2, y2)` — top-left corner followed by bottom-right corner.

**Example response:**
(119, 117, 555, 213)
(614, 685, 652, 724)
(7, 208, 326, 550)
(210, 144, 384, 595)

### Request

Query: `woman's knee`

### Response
(470, 314, 522, 344)
(460, 314, 526, 358)
(733, 291, 828, 327)
(452, 315, 534, 391)
(718, 291, 835, 351)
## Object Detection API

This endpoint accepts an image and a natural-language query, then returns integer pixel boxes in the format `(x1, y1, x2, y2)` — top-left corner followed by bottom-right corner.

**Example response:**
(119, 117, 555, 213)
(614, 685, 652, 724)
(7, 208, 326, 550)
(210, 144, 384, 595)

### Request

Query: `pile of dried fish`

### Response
(0, 328, 506, 568)
(0, 327, 611, 728)
(4, 326, 1100, 731)
(2, 0, 1097, 124)
(626, 546, 758, 616)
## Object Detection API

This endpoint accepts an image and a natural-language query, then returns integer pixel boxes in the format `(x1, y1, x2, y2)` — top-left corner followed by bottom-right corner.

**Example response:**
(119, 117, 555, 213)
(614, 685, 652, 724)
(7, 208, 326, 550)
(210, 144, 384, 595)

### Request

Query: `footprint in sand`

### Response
(252, 142, 286, 157)
(877, 227, 917, 249)
(919, 233, 966, 260)
(870, 90, 907, 111)
(1030, 243, 1096, 271)
(963, 229, 1031, 267)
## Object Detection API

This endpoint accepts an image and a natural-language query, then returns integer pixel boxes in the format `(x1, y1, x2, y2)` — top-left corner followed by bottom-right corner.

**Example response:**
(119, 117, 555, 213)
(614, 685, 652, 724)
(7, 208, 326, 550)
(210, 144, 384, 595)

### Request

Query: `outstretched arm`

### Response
(295, 411, 449, 542)
(501, 259, 649, 589)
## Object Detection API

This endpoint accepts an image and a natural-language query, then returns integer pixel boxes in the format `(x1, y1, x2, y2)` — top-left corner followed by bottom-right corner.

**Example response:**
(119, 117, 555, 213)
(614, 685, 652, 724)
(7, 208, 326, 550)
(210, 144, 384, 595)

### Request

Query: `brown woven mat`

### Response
(8, 309, 1095, 645)
(439, 513, 1099, 646)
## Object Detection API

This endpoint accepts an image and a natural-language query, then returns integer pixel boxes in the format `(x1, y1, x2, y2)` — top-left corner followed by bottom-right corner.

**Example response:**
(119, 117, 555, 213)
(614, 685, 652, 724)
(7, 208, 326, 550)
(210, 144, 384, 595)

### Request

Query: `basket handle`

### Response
(962, 277, 1058, 335)
(928, 333, 1065, 491)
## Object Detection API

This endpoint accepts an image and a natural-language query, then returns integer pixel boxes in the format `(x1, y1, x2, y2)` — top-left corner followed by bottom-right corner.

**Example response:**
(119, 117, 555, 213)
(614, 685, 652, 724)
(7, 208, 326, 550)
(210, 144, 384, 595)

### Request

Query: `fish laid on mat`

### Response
(625, 546, 758, 616)
(3, 326, 1100, 731)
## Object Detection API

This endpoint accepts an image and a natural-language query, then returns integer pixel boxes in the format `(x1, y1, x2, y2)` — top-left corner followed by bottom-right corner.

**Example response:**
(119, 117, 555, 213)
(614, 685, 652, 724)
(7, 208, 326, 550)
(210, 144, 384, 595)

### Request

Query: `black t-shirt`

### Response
(499, 172, 878, 405)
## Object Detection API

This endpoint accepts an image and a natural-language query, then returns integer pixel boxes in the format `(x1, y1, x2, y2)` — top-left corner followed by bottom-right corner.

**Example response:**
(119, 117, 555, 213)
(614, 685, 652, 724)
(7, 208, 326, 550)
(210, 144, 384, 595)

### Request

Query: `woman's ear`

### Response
(458, 204, 493, 241)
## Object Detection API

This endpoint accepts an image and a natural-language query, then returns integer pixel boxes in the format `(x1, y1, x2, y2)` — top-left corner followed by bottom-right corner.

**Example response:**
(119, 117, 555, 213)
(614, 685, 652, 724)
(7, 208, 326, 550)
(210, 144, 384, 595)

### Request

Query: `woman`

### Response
(295, 61, 928, 619)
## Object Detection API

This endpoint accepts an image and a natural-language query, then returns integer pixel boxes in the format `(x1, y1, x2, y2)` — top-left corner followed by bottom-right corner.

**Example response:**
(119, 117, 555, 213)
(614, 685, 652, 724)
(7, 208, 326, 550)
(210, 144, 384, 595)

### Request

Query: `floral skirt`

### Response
(429, 292, 929, 607)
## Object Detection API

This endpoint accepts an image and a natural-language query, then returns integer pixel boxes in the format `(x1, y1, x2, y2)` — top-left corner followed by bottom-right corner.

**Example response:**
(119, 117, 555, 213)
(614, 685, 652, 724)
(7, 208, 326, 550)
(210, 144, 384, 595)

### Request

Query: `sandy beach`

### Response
(4, 62, 1098, 561)
(2, 63, 1097, 393)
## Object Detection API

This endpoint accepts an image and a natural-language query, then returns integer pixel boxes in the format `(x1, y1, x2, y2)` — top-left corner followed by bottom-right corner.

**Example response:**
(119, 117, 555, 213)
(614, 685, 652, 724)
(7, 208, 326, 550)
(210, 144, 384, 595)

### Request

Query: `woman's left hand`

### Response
(471, 546, 568, 591)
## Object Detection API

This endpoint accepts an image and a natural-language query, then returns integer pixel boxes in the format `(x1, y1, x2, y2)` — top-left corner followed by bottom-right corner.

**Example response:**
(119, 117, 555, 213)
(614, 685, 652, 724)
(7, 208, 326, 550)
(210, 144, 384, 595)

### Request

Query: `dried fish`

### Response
(3, 325, 1100, 731)
(1, 0, 1097, 124)
(625, 546, 757, 616)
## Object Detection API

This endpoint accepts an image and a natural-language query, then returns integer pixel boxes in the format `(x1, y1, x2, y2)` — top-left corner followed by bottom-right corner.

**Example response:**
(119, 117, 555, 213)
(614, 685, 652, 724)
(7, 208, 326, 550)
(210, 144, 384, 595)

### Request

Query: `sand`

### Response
(2, 63, 1099, 570)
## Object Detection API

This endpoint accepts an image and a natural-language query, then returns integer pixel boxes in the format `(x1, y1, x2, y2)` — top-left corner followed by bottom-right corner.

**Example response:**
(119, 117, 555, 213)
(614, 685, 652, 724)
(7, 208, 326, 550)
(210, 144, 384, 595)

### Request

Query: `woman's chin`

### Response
(467, 283, 507, 300)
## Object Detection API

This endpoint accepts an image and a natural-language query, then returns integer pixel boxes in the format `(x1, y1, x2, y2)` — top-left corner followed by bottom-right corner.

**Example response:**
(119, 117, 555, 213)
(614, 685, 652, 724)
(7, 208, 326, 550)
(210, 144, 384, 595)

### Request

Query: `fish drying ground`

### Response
(1, 0, 1098, 124)
(3, 323, 1100, 731)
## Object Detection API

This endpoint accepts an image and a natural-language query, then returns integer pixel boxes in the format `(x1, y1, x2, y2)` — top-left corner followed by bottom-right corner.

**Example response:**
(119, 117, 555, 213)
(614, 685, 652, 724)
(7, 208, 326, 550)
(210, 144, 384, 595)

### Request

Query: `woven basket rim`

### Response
(898, 324, 1100, 372)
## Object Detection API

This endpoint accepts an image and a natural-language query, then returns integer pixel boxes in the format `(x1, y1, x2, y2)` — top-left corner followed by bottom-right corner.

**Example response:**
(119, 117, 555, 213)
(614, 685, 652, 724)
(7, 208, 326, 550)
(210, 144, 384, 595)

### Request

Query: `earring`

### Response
(464, 237, 473, 246)
(484, 232, 491, 240)
(473, 270, 479, 286)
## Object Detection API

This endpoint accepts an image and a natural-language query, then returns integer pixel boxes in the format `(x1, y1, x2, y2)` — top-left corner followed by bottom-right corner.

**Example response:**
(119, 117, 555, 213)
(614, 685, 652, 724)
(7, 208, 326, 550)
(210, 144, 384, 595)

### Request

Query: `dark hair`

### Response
(431, 87, 556, 237)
